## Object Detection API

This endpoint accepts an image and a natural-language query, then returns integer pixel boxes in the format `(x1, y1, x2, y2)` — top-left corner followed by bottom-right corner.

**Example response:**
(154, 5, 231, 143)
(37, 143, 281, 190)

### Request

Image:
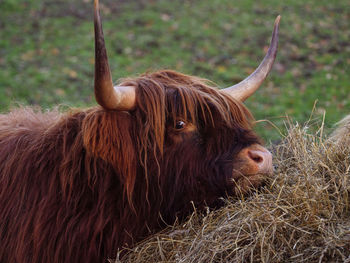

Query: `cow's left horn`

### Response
(94, 0, 136, 110)
(222, 15, 280, 102)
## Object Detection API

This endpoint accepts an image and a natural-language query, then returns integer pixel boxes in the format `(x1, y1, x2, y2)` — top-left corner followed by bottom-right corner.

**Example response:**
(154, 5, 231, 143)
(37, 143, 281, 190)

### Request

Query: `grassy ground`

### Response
(0, 0, 349, 141)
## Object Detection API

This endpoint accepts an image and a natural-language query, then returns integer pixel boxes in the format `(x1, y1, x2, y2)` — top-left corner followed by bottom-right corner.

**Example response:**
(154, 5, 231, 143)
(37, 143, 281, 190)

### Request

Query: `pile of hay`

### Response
(115, 118, 350, 263)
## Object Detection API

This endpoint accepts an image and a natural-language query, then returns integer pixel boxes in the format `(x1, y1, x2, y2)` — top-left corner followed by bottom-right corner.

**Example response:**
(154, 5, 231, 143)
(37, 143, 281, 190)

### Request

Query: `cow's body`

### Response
(0, 1, 280, 262)
(0, 107, 154, 262)
(0, 72, 260, 262)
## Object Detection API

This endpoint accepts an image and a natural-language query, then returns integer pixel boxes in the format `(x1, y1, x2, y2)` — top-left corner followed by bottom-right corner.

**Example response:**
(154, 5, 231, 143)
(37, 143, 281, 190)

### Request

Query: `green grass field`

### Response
(0, 0, 349, 141)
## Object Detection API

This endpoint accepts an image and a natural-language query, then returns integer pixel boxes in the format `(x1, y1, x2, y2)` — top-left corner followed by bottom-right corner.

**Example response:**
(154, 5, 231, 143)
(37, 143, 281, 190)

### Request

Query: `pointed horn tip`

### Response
(274, 15, 281, 26)
(221, 15, 281, 102)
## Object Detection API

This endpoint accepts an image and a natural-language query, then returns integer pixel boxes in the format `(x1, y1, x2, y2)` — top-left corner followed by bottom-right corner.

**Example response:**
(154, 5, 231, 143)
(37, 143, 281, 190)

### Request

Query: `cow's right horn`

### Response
(94, 0, 136, 110)
(221, 15, 280, 102)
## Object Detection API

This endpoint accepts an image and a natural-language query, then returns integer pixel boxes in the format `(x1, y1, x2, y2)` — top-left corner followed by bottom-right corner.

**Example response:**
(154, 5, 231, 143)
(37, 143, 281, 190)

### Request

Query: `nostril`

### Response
(248, 150, 264, 163)
(242, 145, 273, 175)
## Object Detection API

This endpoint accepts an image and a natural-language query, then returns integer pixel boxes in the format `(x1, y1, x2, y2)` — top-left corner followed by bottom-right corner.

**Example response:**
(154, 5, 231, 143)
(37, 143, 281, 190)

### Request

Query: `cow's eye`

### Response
(175, 120, 186, 130)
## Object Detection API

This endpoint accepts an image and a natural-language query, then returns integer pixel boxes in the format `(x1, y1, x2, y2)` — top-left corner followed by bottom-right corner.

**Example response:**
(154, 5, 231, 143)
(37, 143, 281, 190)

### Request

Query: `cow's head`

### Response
(91, 0, 278, 218)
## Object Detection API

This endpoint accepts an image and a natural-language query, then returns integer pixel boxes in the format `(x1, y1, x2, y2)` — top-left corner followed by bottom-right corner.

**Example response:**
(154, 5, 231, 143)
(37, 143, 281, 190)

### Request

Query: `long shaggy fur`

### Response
(0, 70, 260, 262)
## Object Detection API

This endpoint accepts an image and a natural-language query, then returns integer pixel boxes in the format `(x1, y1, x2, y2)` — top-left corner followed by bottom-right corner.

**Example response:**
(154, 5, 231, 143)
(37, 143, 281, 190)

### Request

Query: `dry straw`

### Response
(114, 117, 350, 263)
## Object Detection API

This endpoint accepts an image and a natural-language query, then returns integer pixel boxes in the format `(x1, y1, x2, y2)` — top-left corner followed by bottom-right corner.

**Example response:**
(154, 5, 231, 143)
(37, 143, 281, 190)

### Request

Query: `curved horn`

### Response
(94, 0, 136, 110)
(222, 15, 281, 101)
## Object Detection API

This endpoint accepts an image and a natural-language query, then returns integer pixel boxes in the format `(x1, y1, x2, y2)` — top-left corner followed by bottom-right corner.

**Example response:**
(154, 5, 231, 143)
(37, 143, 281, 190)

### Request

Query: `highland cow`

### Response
(0, 1, 280, 262)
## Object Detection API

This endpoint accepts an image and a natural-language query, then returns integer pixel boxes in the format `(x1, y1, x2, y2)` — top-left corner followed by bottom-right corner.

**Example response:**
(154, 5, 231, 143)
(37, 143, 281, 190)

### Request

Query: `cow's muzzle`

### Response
(243, 144, 273, 176)
(232, 144, 273, 193)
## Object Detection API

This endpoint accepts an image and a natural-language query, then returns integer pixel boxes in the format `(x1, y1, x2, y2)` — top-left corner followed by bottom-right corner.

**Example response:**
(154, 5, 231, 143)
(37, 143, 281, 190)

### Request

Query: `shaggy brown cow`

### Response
(0, 1, 279, 262)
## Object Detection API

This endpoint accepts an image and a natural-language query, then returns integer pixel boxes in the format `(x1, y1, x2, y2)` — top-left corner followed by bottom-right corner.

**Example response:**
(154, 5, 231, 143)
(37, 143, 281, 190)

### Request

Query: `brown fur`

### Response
(0, 70, 261, 262)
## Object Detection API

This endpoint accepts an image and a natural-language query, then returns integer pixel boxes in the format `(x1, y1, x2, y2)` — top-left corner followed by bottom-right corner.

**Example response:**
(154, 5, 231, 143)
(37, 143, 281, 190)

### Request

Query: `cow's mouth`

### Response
(232, 172, 269, 195)
(231, 144, 273, 195)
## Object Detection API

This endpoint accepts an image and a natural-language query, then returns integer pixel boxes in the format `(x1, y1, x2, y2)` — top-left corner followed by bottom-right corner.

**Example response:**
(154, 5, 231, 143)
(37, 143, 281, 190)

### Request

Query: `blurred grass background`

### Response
(0, 0, 349, 141)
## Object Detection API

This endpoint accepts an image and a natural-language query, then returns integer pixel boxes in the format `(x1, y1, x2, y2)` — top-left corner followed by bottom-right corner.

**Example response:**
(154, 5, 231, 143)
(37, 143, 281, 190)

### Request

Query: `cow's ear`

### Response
(82, 110, 136, 170)
(82, 110, 137, 208)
